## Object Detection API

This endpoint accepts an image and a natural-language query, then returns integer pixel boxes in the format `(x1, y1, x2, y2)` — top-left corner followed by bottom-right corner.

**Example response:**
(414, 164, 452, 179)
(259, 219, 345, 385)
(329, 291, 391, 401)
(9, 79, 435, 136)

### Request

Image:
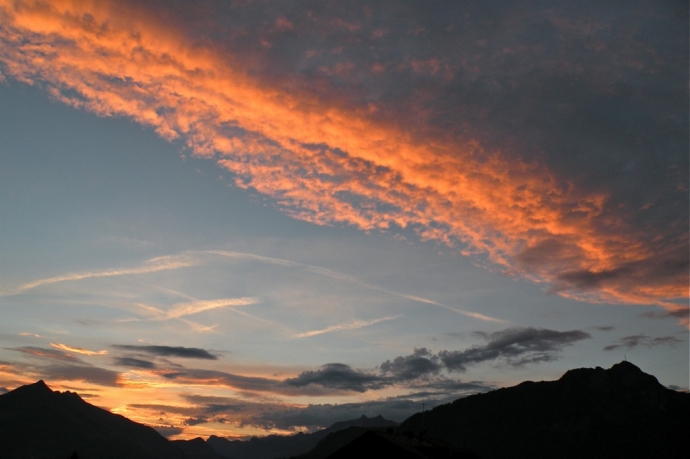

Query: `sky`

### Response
(0, 0, 687, 440)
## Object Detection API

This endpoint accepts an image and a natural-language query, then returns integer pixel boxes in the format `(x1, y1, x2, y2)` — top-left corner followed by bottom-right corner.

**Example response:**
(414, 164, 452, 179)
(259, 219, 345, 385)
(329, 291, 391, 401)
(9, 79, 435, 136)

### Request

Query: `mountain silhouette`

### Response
(1, 362, 687, 459)
(398, 361, 689, 459)
(205, 414, 399, 459)
(0, 380, 186, 459)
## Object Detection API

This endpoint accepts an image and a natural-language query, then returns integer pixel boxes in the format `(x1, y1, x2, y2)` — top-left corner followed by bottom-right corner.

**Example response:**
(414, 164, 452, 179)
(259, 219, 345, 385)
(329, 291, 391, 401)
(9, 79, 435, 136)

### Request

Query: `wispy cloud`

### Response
(294, 316, 398, 338)
(207, 250, 507, 323)
(50, 343, 108, 356)
(166, 298, 258, 319)
(604, 334, 682, 351)
(4, 255, 196, 296)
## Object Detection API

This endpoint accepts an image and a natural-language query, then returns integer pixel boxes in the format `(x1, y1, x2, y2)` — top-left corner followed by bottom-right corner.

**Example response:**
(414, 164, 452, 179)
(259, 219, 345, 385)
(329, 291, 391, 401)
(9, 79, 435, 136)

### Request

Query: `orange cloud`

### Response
(50, 343, 108, 356)
(0, 0, 685, 313)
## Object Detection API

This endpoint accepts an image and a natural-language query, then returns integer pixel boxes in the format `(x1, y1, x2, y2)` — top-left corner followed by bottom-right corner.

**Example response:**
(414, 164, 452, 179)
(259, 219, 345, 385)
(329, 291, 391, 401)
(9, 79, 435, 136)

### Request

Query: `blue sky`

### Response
(0, 0, 687, 439)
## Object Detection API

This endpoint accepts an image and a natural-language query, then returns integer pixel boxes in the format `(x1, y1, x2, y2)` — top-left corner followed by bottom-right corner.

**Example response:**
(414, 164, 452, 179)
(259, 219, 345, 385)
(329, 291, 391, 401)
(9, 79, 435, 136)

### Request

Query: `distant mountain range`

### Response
(206, 414, 398, 459)
(0, 361, 687, 459)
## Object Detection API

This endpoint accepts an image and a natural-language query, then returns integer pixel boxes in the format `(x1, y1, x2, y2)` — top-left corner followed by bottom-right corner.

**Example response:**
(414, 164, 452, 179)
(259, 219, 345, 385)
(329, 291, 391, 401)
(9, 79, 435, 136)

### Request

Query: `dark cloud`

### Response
(439, 328, 591, 371)
(113, 357, 156, 369)
(604, 334, 682, 351)
(183, 417, 208, 426)
(0, 387, 8, 394)
(283, 363, 385, 393)
(380, 348, 442, 381)
(158, 368, 283, 392)
(112, 345, 217, 360)
(592, 326, 615, 331)
(153, 426, 183, 438)
(183, 395, 248, 414)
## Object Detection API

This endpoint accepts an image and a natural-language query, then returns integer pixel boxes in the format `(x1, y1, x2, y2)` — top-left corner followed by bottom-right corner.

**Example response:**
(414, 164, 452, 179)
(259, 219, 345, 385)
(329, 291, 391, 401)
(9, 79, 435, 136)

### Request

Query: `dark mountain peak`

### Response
(20, 379, 53, 393)
(1, 379, 53, 402)
(558, 360, 662, 394)
(0, 381, 186, 459)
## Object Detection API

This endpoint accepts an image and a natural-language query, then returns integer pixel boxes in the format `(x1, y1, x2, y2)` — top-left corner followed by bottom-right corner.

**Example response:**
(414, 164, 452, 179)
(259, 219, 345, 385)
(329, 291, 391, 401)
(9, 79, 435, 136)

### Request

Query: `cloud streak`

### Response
(294, 316, 398, 338)
(113, 345, 218, 360)
(50, 343, 108, 356)
(4, 255, 195, 296)
(603, 334, 682, 351)
(0, 0, 685, 314)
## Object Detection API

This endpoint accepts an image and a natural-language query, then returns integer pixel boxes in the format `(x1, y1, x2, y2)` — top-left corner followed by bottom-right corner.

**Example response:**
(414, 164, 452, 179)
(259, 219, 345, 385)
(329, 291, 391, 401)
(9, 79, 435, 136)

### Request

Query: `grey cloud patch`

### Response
(438, 328, 591, 371)
(283, 363, 385, 393)
(592, 326, 615, 331)
(113, 357, 156, 369)
(0, 387, 8, 394)
(604, 334, 682, 351)
(112, 345, 217, 360)
(380, 348, 442, 381)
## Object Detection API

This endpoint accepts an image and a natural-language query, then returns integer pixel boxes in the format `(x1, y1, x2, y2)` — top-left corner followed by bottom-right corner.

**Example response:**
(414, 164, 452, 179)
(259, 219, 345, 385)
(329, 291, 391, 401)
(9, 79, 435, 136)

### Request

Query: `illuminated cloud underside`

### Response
(0, 0, 686, 311)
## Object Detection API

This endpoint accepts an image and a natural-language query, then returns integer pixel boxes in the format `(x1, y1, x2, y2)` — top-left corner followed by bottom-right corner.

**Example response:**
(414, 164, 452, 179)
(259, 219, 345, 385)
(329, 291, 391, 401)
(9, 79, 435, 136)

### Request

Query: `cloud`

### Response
(604, 334, 682, 351)
(5, 255, 195, 295)
(183, 417, 208, 426)
(0, 0, 684, 310)
(295, 316, 398, 338)
(7, 347, 122, 386)
(36, 364, 121, 387)
(12, 346, 82, 363)
(165, 297, 258, 319)
(207, 250, 505, 323)
(283, 363, 385, 393)
(113, 345, 218, 360)
(379, 348, 442, 381)
(50, 343, 108, 356)
(640, 307, 689, 326)
(0, 387, 8, 394)
(438, 327, 591, 371)
(113, 357, 157, 369)
(592, 326, 615, 331)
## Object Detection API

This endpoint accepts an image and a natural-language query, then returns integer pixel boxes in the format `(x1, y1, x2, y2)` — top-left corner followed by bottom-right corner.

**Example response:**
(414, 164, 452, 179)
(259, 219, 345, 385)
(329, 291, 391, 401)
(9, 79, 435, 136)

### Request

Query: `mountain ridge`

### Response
(398, 361, 689, 459)
(0, 380, 186, 459)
